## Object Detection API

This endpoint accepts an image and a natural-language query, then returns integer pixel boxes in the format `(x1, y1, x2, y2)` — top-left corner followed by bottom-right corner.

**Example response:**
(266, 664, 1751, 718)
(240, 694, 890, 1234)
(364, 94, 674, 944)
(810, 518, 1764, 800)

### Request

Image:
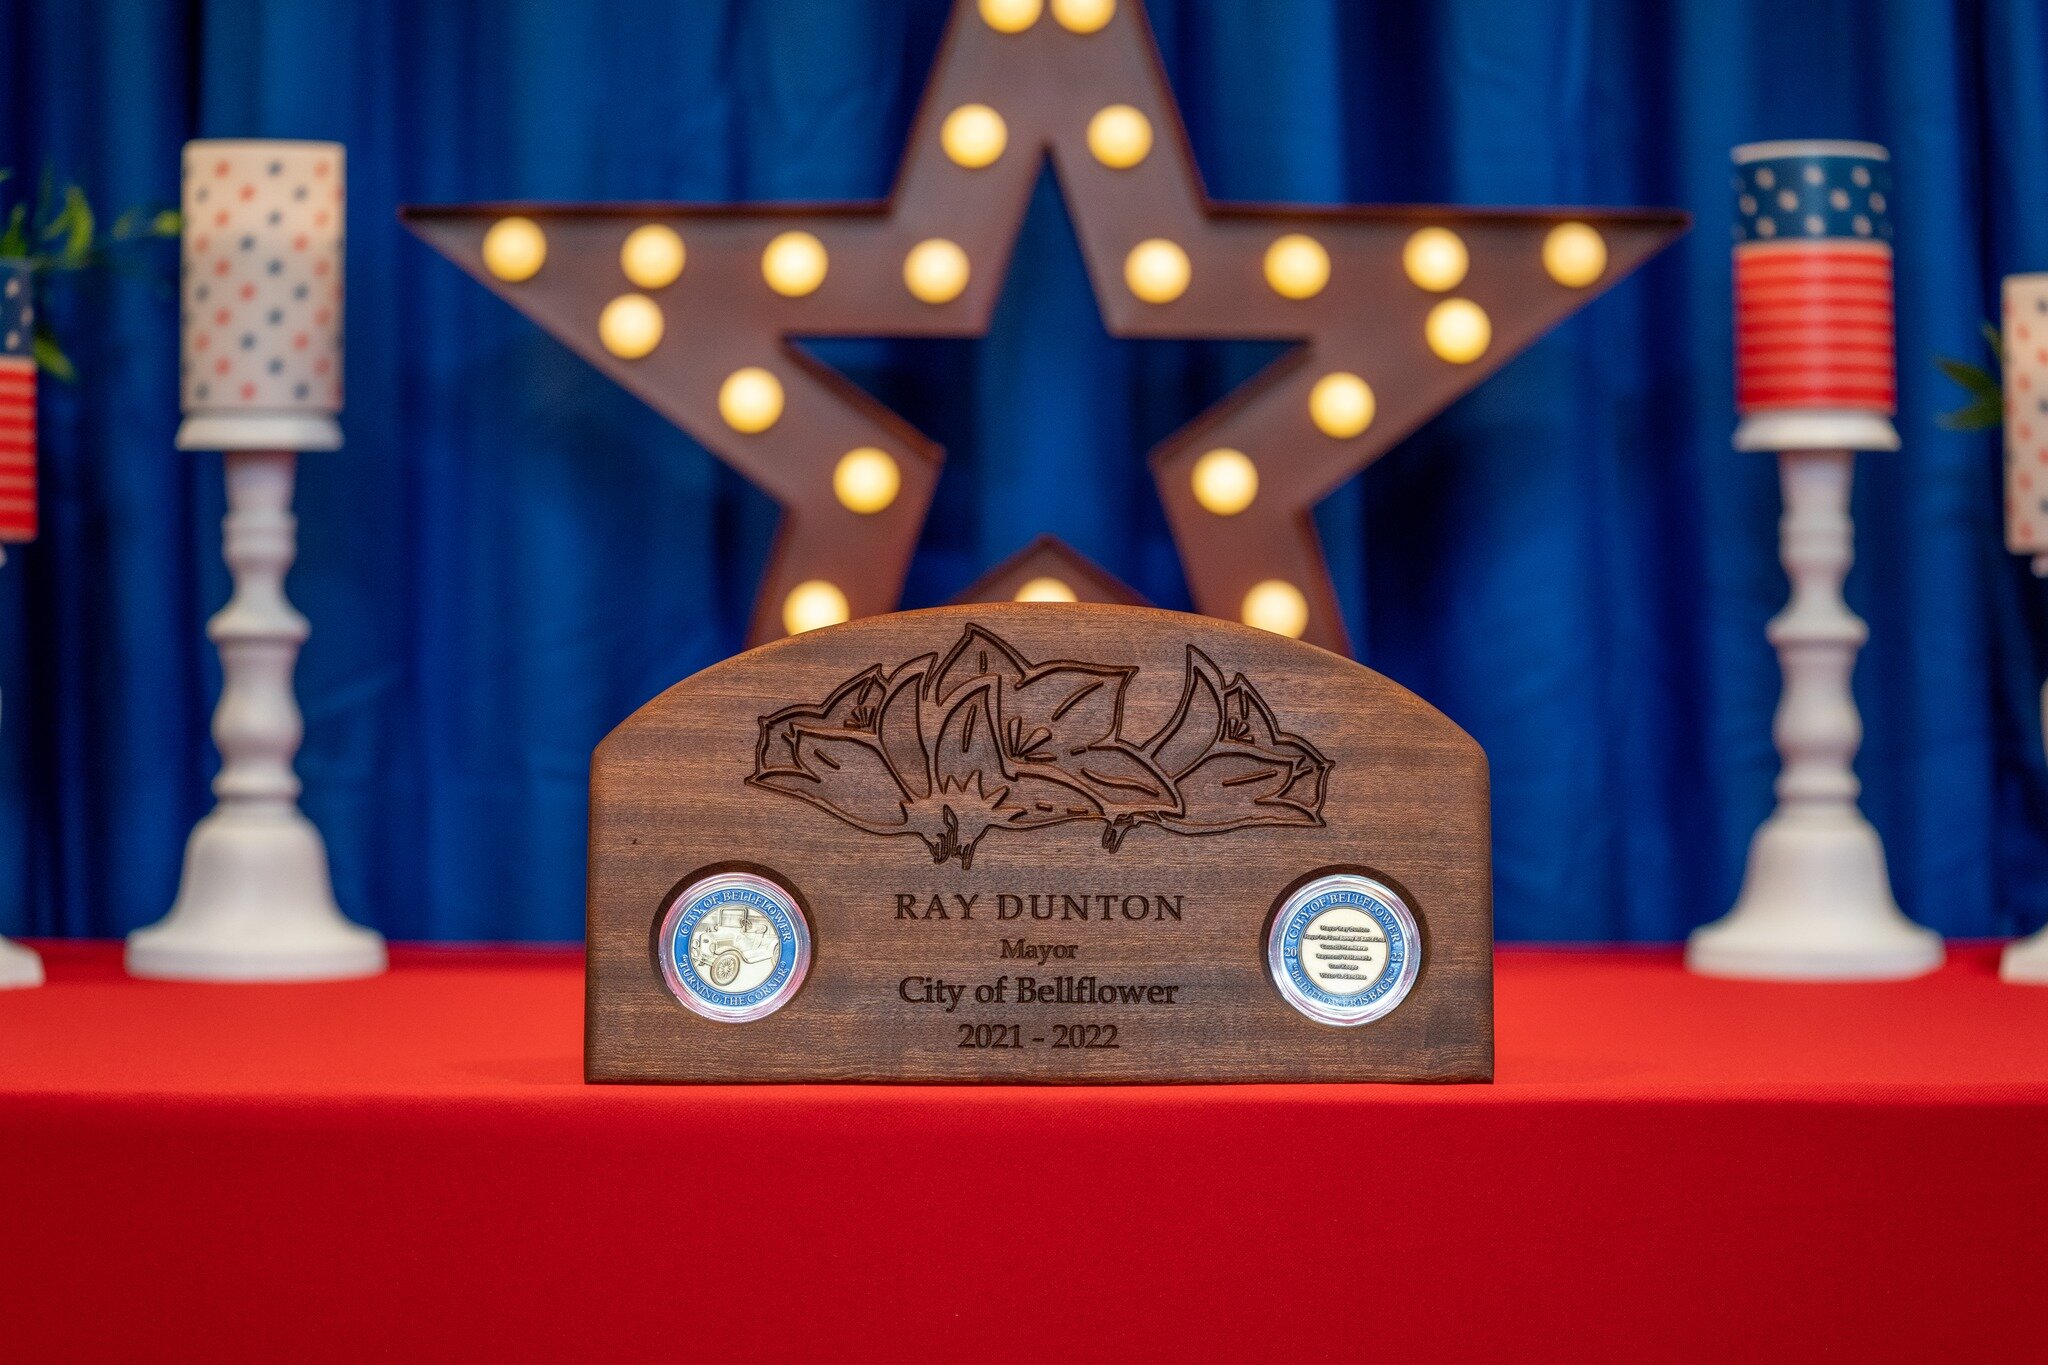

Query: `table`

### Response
(3, 943, 2043, 1362)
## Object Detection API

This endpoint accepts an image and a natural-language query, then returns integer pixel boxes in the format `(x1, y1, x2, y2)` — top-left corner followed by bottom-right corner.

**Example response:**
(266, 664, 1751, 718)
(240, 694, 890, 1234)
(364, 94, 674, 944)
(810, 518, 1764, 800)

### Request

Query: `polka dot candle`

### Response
(2003, 274, 2048, 562)
(179, 140, 345, 450)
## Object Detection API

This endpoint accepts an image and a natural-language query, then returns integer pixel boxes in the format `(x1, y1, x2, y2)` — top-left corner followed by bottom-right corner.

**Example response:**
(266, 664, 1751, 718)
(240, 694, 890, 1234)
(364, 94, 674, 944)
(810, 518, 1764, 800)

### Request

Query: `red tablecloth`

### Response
(3, 942, 2044, 1363)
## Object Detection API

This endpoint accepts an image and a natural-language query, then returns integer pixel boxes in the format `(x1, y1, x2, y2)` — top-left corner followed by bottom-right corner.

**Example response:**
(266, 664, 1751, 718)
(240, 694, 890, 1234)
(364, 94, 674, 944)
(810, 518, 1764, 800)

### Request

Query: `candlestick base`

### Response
(1688, 809, 1942, 980)
(126, 806, 385, 982)
(2003, 927, 2048, 984)
(0, 934, 43, 989)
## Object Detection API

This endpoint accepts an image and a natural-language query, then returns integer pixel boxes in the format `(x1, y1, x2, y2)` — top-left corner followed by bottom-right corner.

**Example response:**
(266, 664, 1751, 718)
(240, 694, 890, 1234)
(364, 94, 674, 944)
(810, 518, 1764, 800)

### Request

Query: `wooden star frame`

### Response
(951, 534, 1148, 608)
(404, 0, 1685, 654)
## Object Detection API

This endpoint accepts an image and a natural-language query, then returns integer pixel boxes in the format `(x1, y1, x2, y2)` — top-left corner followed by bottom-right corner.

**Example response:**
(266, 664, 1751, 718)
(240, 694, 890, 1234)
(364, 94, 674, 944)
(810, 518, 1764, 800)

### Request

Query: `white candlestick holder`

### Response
(125, 449, 383, 981)
(1688, 446, 1942, 979)
(2003, 653, 2048, 983)
(0, 546, 43, 989)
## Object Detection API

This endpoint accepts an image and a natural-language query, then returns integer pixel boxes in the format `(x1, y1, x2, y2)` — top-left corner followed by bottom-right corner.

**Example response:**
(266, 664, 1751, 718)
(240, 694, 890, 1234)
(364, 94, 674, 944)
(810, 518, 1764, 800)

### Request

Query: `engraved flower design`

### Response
(749, 626, 1327, 868)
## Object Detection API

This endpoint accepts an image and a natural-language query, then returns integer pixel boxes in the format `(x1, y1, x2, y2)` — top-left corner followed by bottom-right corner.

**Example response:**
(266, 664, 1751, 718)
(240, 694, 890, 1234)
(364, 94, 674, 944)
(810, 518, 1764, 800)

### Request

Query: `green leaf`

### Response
(1983, 321, 2006, 367)
(150, 208, 181, 237)
(31, 327, 75, 383)
(1935, 356, 2002, 398)
(1936, 395, 2003, 432)
(0, 204, 26, 258)
(41, 184, 94, 268)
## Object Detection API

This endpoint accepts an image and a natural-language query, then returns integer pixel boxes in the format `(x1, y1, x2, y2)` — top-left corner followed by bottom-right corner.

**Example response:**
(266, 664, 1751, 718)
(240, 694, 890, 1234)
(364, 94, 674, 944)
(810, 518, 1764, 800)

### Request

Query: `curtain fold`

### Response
(0, 0, 2038, 942)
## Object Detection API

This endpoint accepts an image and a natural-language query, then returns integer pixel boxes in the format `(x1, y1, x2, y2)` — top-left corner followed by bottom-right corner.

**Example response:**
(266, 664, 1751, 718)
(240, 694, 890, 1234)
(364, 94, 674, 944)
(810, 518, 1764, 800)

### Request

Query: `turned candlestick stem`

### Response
(1688, 448, 1942, 979)
(125, 450, 383, 981)
(0, 545, 42, 989)
(2002, 671, 2048, 983)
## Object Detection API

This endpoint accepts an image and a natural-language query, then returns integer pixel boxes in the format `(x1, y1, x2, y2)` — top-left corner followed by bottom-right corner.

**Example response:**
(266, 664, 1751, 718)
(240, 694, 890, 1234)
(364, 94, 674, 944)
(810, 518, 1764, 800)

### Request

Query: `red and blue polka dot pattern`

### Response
(179, 140, 344, 417)
(2004, 274, 2048, 557)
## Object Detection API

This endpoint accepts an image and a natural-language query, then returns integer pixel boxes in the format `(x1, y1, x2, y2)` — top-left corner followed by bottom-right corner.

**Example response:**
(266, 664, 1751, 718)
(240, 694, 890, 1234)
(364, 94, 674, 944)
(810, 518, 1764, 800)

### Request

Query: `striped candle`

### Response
(1732, 140, 1896, 430)
(0, 261, 35, 543)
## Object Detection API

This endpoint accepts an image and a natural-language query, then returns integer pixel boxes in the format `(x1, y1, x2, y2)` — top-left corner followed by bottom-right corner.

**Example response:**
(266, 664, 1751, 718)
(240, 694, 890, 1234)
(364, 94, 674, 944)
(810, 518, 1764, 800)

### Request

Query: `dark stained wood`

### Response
(402, 0, 1688, 656)
(587, 603, 1491, 1083)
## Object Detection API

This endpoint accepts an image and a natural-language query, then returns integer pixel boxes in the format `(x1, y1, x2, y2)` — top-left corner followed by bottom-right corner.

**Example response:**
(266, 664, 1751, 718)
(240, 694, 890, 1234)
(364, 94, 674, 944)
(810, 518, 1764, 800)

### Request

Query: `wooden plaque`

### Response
(587, 604, 1491, 1083)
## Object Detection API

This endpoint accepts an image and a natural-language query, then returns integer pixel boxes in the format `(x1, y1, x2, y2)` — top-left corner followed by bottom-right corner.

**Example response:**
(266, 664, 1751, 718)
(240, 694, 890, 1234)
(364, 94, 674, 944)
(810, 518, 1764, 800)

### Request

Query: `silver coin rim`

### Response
(1266, 872, 1421, 1027)
(657, 870, 811, 1024)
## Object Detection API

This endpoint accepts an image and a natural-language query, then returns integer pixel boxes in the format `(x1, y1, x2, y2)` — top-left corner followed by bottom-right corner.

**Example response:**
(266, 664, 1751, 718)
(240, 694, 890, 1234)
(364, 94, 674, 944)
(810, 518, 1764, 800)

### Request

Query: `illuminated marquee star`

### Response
(404, 0, 1686, 654)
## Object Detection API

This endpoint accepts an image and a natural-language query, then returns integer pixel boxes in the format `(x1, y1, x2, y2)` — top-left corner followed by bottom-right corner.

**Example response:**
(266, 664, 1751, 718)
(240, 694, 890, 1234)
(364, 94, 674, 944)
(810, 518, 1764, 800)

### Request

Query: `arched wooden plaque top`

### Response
(588, 604, 1491, 1083)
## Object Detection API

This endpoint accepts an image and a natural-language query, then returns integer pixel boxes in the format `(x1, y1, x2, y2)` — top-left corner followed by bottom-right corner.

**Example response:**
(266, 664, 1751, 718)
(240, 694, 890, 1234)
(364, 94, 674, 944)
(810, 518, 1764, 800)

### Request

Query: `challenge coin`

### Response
(657, 871, 811, 1023)
(1267, 872, 1420, 1026)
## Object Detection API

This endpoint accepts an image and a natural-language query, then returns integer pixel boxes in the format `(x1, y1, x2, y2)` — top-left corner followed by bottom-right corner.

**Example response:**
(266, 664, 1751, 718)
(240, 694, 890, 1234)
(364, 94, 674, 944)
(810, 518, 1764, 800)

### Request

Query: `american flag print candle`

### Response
(0, 261, 35, 543)
(1732, 140, 1895, 418)
(179, 140, 344, 417)
(2004, 274, 2048, 559)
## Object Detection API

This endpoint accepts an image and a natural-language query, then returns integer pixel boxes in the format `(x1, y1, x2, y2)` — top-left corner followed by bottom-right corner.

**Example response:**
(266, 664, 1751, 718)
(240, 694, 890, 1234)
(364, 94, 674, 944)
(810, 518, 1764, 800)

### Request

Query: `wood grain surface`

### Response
(588, 603, 1491, 1082)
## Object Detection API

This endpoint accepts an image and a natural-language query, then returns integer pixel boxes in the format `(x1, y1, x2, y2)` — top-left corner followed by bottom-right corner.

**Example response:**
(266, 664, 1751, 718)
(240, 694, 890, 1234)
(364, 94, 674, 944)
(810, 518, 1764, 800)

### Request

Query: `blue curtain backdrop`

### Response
(3, 0, 2047, 942)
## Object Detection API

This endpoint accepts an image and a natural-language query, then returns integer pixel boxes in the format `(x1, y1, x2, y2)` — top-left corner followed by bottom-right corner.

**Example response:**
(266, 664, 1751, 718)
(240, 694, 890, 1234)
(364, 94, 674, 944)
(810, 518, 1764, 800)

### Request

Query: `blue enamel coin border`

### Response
(657, 872, 810, 1023)
(1267, 874, 1421, 1027)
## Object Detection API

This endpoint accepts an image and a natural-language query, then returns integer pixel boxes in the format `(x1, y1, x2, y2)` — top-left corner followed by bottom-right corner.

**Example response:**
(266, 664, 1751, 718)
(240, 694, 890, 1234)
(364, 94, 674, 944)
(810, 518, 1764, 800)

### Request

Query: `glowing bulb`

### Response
(762, 231, 828, 298)
(1543, 221, 1607, 288)
(1015, 577, 1078, 603)
(941, 104, 1008, 169)
(1403, 227, 1468, 292)
(1191, 449, 1258, 516)
(1052, 0, 1115, 32)
(1242, 580, 1309, 639)
(979, 0, 1042, 32)
(1426, 298, 1491, 364)
(1263, 234, 1330, 300)
(1087, 105, 1152, 169)
(1124, 238, 1190, 304)
(598, 294, 663, 359)
(904, 238, 971, 304)
(619, 224, 684, 289)
(719, 367, 785, 433)
(1308, 373, 1375, 439)
(482, 216, 546, 282)
(833, 448, 901, 515)
(783, 581, 850, 635)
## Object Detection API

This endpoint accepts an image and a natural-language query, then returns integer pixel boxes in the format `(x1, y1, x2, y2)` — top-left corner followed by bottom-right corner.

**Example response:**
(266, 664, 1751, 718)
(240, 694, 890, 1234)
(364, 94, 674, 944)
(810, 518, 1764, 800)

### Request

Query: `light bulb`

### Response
(1543, 221, 1607, 288)
(1308, 373, 1375, 439)
(1403, 227, 1468, 292)
(1124, 238, 1190, 303)
(598, 294, 663, 359)
(941, 104, 1008, 169)
(1264, 234, 1330, 300)
(719, 367, 785, 433)
(1087, 105, 1152, 169)
(979, 0, 1042, 32)
(619, 224, 684, 289)
(1425, 298, 1491, 364)
(762, 231, 828, 297)
(1015, 577, 1078, 603)
(1242, 580, 1309, 638)
(1052, 0, 1115, 32)
(482, 216, 546, 282)
(783, 581, 850, 635)
(903, 238, 970, 304)
(1191, 448, 1258, 515)
(833, 448, 901, 515)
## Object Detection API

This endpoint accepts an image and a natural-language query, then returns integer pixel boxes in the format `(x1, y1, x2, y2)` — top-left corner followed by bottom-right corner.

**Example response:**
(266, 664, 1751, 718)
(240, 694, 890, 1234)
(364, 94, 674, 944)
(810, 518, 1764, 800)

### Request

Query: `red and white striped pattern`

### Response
(0, 356, 34, 543)
(1734, 240, 1895, 414)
